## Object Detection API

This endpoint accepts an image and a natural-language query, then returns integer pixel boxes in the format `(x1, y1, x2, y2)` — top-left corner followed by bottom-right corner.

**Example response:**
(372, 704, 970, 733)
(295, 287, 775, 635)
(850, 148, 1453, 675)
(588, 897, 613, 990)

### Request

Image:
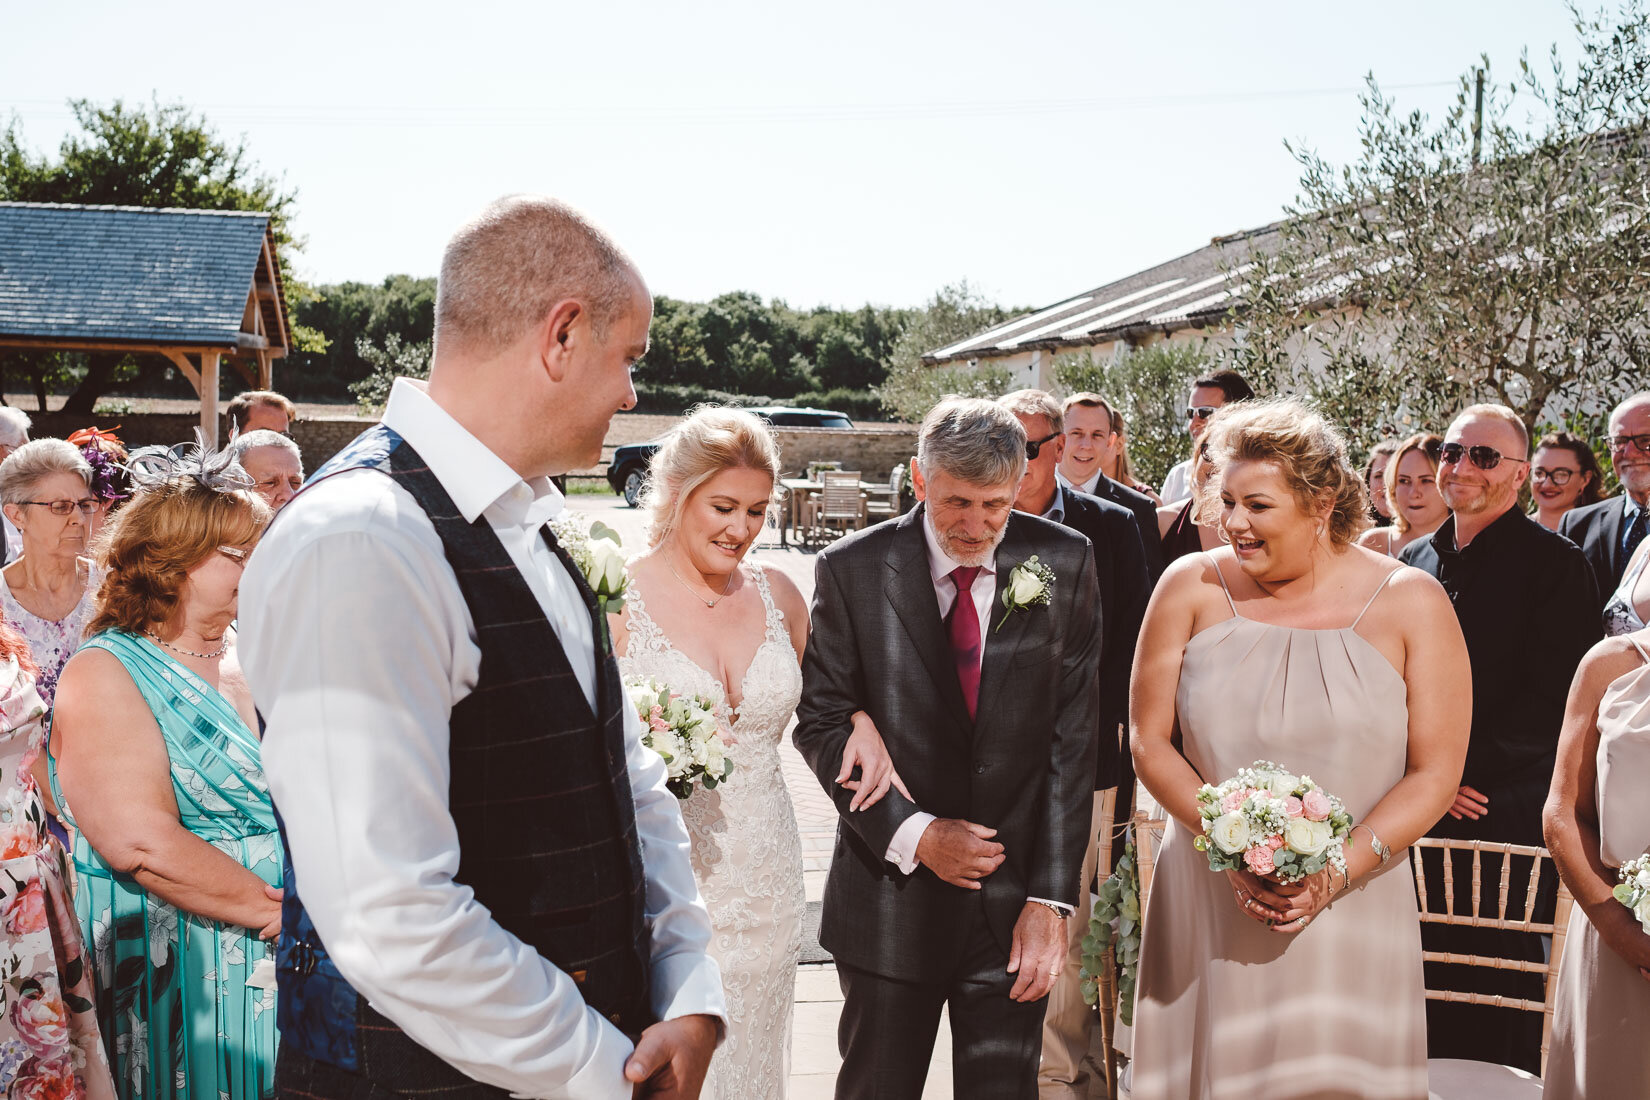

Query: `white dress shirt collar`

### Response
(921, 508, 998, 585)
(381, 378, 563, 531)
(1056, 467, 1101, 497)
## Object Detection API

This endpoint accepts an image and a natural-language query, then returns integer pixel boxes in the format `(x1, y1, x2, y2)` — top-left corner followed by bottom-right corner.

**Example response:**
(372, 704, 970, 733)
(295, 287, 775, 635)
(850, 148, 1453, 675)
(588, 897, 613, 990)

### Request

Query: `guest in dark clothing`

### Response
(1401, 403, 1601, 1074)
(1058, 392, 1164, 580)
(1157, 442, 1222, 566)
(1001, 390, 1152, 1100)
(1561, 392, 1650, 610)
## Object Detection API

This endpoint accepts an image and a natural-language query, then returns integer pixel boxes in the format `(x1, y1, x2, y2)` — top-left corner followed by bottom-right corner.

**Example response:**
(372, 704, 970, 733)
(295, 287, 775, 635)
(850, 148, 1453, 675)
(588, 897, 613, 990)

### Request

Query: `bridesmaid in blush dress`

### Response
(1129, 400, 1471, 1100)
(1543, 627, 1650, 1097)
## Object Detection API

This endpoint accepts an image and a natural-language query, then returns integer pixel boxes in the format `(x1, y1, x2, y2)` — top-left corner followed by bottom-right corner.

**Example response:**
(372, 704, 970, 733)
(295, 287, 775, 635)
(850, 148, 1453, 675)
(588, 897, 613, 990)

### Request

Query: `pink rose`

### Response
(1221, 790, 1247, 813)
(10, 1052, 77, 1100)
(10, 979, 69, 1057)
(1243, 845, 1276, 876)
(3, 881, 47, 936)
(1302, 790, 1331, 822)
(1282, 796, 1304, 819)
(1267, 834, 1284, 850)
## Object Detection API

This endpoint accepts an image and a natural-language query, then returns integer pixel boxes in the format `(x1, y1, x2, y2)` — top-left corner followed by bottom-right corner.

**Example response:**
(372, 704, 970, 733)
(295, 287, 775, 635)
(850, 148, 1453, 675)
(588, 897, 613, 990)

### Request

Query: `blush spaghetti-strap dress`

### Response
(1130, 555, 1428, 1099)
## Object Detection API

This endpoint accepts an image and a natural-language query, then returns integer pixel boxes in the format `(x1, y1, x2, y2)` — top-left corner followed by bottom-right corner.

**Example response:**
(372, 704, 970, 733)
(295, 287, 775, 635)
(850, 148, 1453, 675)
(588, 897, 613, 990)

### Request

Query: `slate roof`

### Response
(0, 202, 287, 350)
(925, 220, 1283, 365)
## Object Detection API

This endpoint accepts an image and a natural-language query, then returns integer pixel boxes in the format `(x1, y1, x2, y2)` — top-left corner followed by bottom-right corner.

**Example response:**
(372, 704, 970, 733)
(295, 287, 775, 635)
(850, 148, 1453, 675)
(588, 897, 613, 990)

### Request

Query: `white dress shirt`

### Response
(240, 379, 724, 1100)
(881, 514, 1071, 914)
(1159, 459, 1193, 505)
(1055, 468, 1102, 498)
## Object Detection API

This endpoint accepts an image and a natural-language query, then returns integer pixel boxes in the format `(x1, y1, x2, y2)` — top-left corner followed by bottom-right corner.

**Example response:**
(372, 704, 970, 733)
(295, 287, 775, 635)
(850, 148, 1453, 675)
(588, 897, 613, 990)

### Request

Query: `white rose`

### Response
(1283, 817, 1333, 858)
(1635, 893, 1650, 933)
(1265, 772, 1301, 797)
(1007, 568, 1043, 606)
(1208, 812, 1251, 855)
(587, 538, 628, 596)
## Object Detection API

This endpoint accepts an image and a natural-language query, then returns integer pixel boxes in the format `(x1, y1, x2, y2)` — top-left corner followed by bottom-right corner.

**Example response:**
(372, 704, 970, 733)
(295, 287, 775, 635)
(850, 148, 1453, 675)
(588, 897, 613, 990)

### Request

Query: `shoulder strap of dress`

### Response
(1204, 551, 1238, 615)
(1627, 634, 1650, 664)
(746, 560, 786, 640)
(1351, 567, 1403, 628)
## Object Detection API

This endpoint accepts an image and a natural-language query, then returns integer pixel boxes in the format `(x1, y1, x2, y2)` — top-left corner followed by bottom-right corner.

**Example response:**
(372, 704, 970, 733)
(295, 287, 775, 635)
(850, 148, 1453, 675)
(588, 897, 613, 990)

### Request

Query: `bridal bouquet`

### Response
(1612, 854, 1650, 932)
(625, 678, 734, 800)
(1193, 761, 1354, 884)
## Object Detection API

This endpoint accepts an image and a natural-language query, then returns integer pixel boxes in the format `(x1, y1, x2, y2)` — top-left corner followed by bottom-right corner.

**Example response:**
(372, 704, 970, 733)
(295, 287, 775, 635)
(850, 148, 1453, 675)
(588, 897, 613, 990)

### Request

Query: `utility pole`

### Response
(1471, 67, 1485, 166)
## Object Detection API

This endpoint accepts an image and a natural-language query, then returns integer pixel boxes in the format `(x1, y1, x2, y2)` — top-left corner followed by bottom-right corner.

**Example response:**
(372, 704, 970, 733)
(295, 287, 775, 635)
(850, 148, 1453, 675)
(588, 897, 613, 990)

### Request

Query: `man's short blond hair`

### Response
(435, 195, 639, 355)
(1453, 403, 1529, 457)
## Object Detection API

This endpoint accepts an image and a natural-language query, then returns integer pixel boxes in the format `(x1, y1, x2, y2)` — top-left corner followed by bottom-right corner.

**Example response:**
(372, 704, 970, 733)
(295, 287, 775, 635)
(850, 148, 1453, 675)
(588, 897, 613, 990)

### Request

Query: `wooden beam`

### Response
(199, 352, 221, 448)
(0, 337, 235, 356)
(258, 350, 273, 390)
(162, 350, 203, 395)
(255, 282, 279, 302)
(235, 332, 270, 351)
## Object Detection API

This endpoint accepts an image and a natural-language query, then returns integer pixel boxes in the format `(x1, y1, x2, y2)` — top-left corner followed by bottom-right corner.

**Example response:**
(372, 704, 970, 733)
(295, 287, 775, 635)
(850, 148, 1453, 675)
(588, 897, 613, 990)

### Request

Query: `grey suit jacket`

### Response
(793, 505, 1101, 984)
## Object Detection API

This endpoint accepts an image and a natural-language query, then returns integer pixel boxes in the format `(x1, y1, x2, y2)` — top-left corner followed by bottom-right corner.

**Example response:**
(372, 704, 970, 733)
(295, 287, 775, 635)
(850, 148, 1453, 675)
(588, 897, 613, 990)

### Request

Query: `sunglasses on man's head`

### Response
(1186, 405, 1218, 421)
(1025, 432, 1061, 460)
(1436, 442, 1524, 471)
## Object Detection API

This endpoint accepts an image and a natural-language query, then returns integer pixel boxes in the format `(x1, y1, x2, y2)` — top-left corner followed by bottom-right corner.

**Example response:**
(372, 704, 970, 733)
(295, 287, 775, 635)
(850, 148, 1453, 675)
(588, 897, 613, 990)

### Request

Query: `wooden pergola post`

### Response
(199, 352, 221, 448)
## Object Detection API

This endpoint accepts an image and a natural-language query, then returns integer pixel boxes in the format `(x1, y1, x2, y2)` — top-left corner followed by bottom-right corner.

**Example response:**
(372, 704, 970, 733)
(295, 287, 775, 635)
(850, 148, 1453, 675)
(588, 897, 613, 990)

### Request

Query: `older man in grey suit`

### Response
(794, 398, 1102, 1100)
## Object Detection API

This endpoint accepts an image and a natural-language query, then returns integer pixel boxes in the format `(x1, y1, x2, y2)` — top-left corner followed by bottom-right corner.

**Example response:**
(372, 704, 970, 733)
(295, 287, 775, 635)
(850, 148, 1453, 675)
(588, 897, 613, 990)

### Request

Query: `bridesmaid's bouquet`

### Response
(625, 677, 734, 800)
(1612, 854, 1650, 932)
(1193, 761, 1354, 884)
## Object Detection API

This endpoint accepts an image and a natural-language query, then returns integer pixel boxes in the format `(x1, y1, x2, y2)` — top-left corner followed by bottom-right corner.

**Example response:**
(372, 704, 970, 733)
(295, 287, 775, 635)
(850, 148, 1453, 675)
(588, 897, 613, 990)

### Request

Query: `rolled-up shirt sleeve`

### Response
(241, 483, 705, 1099)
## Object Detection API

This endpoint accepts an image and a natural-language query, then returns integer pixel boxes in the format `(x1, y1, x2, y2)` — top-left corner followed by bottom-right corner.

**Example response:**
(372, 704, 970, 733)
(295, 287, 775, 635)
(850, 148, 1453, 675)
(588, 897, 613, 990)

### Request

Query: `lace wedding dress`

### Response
(619, 560, 804, 1099)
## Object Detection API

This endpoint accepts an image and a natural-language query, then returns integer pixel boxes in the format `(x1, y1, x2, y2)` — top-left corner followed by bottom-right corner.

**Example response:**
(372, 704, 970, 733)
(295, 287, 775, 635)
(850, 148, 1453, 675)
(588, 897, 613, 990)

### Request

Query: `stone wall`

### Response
(767, 425, 917, 481)
(25, 411, 375, 470)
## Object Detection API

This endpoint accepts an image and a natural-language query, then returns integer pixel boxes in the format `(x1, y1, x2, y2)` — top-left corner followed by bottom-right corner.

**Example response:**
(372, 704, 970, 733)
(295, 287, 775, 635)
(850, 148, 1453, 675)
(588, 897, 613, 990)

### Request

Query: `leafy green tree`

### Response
(0, 97, 320, 410)
(1227, 0, 1650, 438)
(1053, 343, 1215, 486)
(349, 334, 432, 410)
(289, 275, 436, 398)
(875, 282, 1026, 422)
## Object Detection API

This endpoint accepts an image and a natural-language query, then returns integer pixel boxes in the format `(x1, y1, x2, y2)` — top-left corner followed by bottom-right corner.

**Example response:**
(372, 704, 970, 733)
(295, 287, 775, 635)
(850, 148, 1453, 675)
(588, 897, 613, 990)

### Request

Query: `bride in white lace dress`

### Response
(611, 409, 900, 1100)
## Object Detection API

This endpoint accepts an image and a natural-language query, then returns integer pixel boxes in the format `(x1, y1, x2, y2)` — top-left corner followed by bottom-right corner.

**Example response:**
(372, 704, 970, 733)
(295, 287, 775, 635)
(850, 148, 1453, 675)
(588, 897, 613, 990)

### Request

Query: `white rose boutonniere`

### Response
(548, 513, 630, 652)
(995, 555, 1056, 632)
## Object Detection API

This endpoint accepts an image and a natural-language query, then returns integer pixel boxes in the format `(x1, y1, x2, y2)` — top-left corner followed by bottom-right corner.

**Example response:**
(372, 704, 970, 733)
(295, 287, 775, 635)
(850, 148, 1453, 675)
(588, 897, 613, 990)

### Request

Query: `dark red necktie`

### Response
(947, 566, 983, 720)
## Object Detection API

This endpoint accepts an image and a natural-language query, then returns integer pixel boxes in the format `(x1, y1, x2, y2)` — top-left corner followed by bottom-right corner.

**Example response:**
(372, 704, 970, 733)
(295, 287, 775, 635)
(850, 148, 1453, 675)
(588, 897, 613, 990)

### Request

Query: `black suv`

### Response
(606, 406, 855, 507)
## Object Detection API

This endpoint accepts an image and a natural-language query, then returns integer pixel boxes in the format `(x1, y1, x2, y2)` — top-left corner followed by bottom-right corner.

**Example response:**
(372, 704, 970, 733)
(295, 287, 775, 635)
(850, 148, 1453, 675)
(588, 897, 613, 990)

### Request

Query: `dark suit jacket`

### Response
(1087, 472, 1163, 580)
(1053, 485, 1150, 791)
(1559, 496, 1626, 609)
(793, 506, 1101, 984)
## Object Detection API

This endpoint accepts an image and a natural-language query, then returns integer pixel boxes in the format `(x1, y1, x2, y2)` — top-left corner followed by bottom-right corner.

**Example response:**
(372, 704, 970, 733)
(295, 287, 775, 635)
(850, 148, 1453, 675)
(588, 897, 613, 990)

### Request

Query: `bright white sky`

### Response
(6, 0, 1586, 311)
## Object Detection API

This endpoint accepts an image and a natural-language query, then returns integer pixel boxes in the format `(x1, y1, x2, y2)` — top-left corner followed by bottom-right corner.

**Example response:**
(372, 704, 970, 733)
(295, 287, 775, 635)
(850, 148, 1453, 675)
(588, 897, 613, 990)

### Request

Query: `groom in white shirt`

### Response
(240, 195, 724, 1099)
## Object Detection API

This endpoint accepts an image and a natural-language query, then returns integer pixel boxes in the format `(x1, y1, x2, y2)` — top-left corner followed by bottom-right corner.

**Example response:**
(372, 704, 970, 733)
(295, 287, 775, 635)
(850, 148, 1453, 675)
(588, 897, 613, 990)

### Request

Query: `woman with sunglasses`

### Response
(1530, 431, 1605, 532)
(1357, 434, 1448, 558)
(0, 439, 104, 704)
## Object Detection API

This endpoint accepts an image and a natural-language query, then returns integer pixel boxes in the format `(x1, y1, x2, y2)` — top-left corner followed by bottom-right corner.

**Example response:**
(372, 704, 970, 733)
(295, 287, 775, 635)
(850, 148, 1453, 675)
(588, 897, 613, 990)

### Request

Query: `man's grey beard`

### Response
(926, 512, 1009, 568)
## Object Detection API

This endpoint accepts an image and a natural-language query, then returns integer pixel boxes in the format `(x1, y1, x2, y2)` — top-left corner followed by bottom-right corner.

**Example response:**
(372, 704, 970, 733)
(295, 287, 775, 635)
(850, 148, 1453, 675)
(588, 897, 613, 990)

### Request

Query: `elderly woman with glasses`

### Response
(48, 448, 281, 1099)
(0, 439, 103, 704)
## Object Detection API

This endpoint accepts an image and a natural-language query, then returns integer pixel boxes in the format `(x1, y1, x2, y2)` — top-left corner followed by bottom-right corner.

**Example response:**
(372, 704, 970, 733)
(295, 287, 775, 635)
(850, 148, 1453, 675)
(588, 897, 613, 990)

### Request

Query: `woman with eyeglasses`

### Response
(48, 455, 281, 1098)
(1357, 434, 1448, 558)
(1530, 431, 1605, 533)
(0, 440, 104, 704)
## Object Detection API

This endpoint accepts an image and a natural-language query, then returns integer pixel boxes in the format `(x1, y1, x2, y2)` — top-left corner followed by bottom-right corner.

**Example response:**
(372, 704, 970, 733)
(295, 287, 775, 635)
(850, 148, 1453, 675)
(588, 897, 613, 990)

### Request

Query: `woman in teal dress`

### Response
(47, 453, 280, 1099)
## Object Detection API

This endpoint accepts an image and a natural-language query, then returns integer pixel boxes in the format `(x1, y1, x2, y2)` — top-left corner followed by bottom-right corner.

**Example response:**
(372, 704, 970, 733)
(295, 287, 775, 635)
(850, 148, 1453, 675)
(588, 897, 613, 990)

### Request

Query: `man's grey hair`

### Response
(0, 439, 90, 506)
(917, 397, 1028, 487)
(228, 430, 304, 474)
(998, 389, 1064, 435)
(0, 408, 31, 449)
(435, 194, 640, 356)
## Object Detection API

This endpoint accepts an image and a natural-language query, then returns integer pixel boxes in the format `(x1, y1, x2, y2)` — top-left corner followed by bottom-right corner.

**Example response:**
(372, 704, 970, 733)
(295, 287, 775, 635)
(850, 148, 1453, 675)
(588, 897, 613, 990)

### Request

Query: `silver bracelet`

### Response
(1352, 824, 1391, 866)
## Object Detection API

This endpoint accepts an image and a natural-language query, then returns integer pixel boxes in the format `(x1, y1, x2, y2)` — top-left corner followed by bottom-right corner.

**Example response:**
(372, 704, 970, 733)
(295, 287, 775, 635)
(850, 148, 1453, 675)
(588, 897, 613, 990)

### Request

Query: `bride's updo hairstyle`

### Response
(643, 405, 783, 549)
(1197, 398, 1373, 549)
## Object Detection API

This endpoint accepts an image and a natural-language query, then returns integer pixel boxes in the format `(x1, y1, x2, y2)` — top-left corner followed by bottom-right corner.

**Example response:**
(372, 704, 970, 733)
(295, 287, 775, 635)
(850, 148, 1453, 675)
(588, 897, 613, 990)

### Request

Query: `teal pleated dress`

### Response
(48, 631, 280, 1099)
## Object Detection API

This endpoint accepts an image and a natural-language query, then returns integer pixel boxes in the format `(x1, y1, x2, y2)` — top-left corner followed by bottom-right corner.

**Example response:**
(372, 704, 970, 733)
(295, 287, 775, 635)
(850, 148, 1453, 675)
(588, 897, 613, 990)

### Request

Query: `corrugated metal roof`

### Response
(925, 219, 1283, 364)
(0, 202, 281, 348)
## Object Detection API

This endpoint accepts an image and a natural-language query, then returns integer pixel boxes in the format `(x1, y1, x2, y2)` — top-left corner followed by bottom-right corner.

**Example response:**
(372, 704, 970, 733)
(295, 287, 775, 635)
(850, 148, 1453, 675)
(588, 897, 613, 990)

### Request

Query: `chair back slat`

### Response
(819, 472, 863, 520)
(1408, 836, 1574, 1077)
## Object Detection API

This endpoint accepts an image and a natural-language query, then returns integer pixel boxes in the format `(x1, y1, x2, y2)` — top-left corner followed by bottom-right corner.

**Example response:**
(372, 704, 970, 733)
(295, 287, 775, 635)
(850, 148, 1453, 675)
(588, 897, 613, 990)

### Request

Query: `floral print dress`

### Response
(47, 632, 280, 1100)
(0, 654, 115, 1099)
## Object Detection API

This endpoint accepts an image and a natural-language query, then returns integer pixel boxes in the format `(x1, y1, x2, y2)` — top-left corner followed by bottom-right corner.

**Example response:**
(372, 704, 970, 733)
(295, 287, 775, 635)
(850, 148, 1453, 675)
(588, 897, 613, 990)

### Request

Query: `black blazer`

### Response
(794, 506, 1101, 983)
(1559, 496, 1626, 608)
(1054, 485, 1151, 791)
(1087, 472, 1164, 581)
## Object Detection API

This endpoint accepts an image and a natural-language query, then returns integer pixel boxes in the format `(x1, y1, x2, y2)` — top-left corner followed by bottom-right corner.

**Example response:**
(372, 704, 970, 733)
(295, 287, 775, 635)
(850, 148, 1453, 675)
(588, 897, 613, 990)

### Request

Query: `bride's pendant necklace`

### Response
(146, 631, 229, 660)
(666, 554, 735, 609)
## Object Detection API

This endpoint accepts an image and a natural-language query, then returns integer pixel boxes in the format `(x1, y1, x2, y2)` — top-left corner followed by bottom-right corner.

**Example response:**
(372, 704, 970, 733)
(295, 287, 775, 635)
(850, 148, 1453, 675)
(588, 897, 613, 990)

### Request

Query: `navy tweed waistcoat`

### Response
(271, 425, 652, 1095)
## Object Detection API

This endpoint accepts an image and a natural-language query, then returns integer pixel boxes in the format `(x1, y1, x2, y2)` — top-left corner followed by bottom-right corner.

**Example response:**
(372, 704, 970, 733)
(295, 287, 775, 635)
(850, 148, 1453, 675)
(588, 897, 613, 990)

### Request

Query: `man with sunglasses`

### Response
(1400, 404, 1600, 1073)
(1159, 370, 1254, 505)
(1559, 392, 1650, 611)
(998, 390, 1150, 1100)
